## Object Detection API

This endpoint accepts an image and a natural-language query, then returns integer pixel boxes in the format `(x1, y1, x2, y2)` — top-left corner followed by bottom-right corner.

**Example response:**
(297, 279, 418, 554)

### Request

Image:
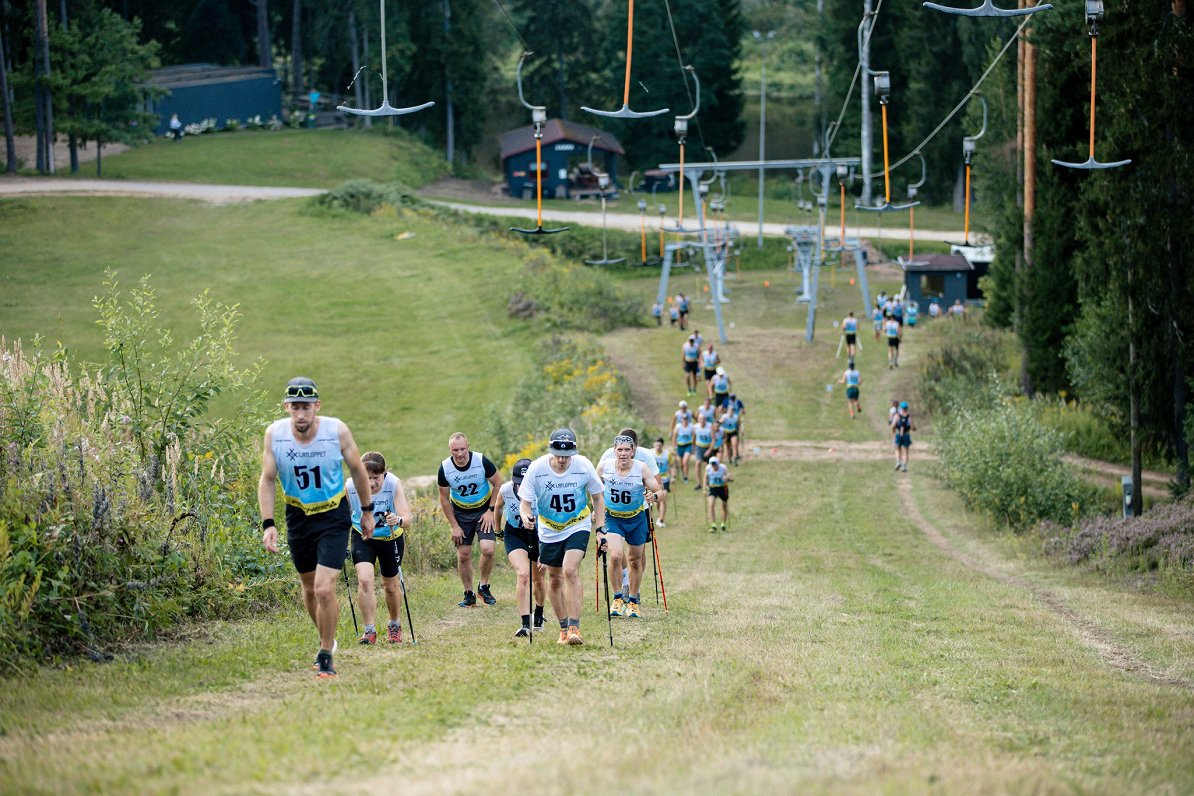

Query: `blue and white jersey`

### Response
(596, 446, 660, 476)
(702, 350, 718, 369)
(673, 409, 693, 427)
(714, 426, 724, 448)
(697, 404, 716, 424)
(720, 410, 739, 433)
(653, 448, 671, 481)
(498, 481, 525, 529)
(674, 421, 695, 446)
(269, 416, 345, 516)
(517, 455, 604, 543)
(843, 316, 858, 333)
(682, 341, 699, 362)
(885, 319, 901, 339)
(439, 452, 494, 510)
(678, 296, 690, 312)
(347, 472, 403, 539)
(845, 368, 860, 386)
(707, 464, 729, 487)
(600, 458, 648, 519)
(711, 374, 730, 396)
(695, 423, 714, 449)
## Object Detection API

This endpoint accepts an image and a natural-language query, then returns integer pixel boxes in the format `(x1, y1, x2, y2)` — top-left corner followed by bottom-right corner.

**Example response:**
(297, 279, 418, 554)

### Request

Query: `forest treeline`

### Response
(1, 0, 1191, 500)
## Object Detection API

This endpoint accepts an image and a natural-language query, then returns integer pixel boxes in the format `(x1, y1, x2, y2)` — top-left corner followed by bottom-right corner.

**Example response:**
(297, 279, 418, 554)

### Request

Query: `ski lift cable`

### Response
(492, 0, 531, 50)
(885, 5, 1041, 175)
(825, 0, 888, 153)
(661, 0, 708, 151)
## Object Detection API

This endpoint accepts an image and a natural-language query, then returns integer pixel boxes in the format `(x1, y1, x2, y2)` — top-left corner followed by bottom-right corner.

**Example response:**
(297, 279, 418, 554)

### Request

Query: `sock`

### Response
(560, 618, 568, 630)
(614, 592, 623, 601)
(318, 648, 332, 658)
(568, 618, 580, 627)
(629, 595, 639, 604)
(521, 614, 531, 628)
(364, 624, 376, 634)
(534, 605, 544, 623)
(388, 620, 400, 629)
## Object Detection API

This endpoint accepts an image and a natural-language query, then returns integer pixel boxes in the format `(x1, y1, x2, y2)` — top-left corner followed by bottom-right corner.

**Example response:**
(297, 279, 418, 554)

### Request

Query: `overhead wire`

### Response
(492, 0, 530, 52)
(661, 0, 708, 152)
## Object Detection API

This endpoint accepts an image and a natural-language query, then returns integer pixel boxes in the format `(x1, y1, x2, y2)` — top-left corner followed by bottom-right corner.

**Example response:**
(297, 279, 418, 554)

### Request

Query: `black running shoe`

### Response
(315, 651, 337, 679)
(478, 583, 497, 606)
(514, 626, 530, 638)
(458, 590, 477, 607)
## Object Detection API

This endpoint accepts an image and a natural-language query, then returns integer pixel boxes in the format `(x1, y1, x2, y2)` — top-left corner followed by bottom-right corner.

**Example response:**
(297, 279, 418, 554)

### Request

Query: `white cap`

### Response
(679, 400, 688, 408)
(709, 456, 720, 465)
(716, 366, 726, 376)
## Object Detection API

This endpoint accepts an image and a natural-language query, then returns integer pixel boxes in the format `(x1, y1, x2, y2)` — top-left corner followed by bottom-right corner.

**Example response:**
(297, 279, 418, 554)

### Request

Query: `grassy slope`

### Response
(0, 196, 530, 469)
(70, 128, 450, 189)
(0, 201, 1192, 793)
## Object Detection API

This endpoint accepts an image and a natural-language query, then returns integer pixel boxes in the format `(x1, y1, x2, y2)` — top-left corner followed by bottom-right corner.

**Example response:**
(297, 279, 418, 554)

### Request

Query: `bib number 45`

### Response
(548, 493, 577, 513)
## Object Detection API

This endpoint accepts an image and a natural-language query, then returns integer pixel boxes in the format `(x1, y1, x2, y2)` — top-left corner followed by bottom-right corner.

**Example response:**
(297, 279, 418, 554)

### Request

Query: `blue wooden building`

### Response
(148, 64, 282, 136)
(900, 253, 974, 308)
(499, 119, 624, 200)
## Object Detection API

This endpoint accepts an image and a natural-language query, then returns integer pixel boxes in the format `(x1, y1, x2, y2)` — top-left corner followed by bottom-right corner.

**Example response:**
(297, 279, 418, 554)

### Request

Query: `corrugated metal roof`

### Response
(900, 253, 973, 272)
(500, 118, 625, 160)
(151, 64, 278, 89)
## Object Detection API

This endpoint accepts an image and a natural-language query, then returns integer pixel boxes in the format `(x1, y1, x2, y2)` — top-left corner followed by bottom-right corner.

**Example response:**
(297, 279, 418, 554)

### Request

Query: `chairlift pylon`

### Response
(946, 95, 987, 247)
(509, 53, 570, 237)
(584, 136, 626, 266)
(337, 0, 434, 118)
(1051, 1, 1131, 171)
(582, 0, 670, 119)
(922, 0, 1051, 18)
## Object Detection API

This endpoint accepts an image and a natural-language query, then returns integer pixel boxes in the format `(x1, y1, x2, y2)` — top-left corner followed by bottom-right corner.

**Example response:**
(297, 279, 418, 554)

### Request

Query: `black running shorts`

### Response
(351, 531, 405, 578)
(285, 499, 351, 574)
(503, 523, 540, 562)
(539, 530, 590, 568)
(454, 506, 497, 546)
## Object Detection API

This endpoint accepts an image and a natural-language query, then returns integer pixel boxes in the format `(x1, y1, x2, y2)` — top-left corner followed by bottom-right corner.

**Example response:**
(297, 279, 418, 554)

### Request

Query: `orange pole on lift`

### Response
(535, 135, 544, 227)
(963, 163, 971, 244)
(881, 104, 892, 204)
(640, 213, 647, 263)
(908, 205, 916, 260)
(839, 180, 847, 267)
(622, 0, 636, 106)
(1088, 36, 1097, 161)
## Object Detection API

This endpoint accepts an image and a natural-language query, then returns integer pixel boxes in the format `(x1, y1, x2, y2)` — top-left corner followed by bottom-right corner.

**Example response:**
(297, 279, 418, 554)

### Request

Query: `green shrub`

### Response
(917, 327, 1017, 416)
(516, 250, 645, 333)
(0, 275, 287, 670)
(936, 397, 1101, 530)
(313, 179, 423, 215)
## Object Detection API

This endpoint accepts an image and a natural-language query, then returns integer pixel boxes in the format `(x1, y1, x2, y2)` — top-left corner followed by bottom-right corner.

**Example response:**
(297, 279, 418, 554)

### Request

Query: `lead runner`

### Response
(518, 428, 606, 646)
(258, 377, 375, 680)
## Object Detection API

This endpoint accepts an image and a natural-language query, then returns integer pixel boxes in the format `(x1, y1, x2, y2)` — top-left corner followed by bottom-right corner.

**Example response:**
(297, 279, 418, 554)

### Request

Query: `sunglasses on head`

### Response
(550, 440, 575, 451)
(285, 385, 318, 398)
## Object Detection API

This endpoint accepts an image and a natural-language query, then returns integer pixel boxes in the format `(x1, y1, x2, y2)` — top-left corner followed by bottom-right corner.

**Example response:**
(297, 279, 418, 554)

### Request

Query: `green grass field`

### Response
(72, 127, 450, 189)
(1, 191, 1192, 794)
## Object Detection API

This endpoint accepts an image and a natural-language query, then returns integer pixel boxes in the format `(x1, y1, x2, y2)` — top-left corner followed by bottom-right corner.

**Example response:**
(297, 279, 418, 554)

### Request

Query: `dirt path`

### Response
(0, 177, 321, 204)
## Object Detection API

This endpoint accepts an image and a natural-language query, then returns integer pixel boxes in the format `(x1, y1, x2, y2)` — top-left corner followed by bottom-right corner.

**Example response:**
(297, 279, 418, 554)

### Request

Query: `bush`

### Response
(0, 274, 286, 670)
(917, 327, 1017, 416)
(935, 396, 1101, 530)
(313, 179, 422, 215)
(516, 251, 645, 333)
(1036, 495, 1194, 584)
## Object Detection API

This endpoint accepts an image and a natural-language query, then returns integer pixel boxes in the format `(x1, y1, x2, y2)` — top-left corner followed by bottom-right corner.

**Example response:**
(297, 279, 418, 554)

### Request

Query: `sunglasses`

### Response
(550, 439, 576, 451)
(284, 384, 318, 399)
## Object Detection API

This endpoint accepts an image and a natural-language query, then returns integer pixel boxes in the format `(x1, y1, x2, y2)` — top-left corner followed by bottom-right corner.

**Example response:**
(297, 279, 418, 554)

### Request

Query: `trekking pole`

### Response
(527, 555, 534, 646)
(653, 532, 669, 614)
(835, 334, 844, 359)
(595, 549, 601, 614)
(647, 506, 660, 604)
(342, 550, 359, 637)
(397, 564, 416, 645)
(600, 548, 615, 647)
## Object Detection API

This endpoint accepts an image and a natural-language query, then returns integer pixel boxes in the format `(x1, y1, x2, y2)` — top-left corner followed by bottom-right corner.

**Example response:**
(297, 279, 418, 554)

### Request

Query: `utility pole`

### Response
(753, 30, 774, 249)
(814, 0, 825, 156)
(859, 1, 874, 207)
(0, 21, 16, 174)
(1019, 0, 1036, 395)
(442, 0, 454, 168)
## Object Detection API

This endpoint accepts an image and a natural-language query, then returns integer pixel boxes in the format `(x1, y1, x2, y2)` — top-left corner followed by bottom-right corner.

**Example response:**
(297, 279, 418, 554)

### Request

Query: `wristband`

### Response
(262, 518, 275, 531)
(361, 502, 374, 513)
(595, 526, 606, 535)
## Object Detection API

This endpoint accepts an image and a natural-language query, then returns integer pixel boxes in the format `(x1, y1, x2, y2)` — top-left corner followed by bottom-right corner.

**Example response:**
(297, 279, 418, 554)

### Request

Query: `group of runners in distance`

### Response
(258, 285, 935, 679)
(841, 292, 922, 473)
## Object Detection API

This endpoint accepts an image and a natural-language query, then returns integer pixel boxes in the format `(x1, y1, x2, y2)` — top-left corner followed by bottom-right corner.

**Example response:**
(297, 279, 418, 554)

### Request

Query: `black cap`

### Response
(283, 376, 319, 403)
(512, 458, 532, 484)
(548, 428, 578, 456)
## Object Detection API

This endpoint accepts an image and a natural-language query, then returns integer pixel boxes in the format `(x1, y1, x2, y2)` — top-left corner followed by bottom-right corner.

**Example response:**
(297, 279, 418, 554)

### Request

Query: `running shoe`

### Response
(312, 639, 338, 670)
(558, 629, 569, 645)
(610, 597, 625, 617)
(458, 590, 477, 607)
(895, 462, 902, 471)
(627, 601, 641, 619)
(709, 524, 717, 533)
(315, 652, 337, 680)
(359, 629, 377, 645)
(477, 583, 497, 606)
(514, 626, 530, 638)
(533, 613, 546, 632)
(721, 523, 728, 532)
(387, 624, 403, 644)
(657, 520, 666, 528)
(566, 626, 584, 645)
